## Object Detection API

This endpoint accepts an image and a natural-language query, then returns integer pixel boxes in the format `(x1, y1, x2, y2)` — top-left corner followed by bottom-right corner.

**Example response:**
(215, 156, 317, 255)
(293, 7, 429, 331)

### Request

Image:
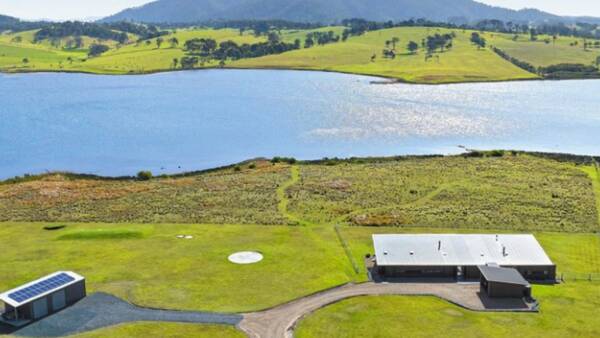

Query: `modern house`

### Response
(372, 234, 556, 281)
(0, 271, 86, 327)
(479, 264, 532, 298)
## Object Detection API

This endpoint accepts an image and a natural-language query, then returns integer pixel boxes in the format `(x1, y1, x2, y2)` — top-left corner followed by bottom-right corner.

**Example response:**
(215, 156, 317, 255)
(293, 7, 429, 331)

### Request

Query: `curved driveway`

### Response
(238, 282, 525, 338)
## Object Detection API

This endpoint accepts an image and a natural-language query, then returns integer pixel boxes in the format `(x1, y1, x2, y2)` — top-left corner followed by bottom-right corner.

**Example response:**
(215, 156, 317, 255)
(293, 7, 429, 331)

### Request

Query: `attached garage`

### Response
(0, 271, 86, 327)
(479, 265, 532, 298)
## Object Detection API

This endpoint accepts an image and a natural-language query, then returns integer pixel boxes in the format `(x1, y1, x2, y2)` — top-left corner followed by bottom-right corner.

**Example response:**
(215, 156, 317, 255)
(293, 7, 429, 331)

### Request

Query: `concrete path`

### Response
(10, 293, 242, 337)
(238, 282, 534, 338)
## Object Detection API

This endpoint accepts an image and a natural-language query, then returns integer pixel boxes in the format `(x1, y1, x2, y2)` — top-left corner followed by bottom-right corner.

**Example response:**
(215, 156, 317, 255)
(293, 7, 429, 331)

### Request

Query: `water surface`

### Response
(1, 70, 598, 179)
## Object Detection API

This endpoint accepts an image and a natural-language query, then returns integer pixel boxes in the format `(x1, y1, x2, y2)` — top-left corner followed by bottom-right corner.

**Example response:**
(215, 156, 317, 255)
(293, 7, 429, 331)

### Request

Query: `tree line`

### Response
(178, 36, 301, 69)
(305, 31, 340, 48)
(33, 21, 170, 44)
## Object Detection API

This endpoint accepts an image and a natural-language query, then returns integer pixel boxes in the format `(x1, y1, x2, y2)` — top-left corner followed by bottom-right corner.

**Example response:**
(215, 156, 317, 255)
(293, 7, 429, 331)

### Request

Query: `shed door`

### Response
(33, 298, 48, 319)
(52, 290, 66, 311)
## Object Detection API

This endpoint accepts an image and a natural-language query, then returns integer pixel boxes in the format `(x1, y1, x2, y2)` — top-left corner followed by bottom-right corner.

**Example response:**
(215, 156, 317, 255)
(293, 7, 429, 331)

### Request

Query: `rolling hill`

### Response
(102, 0, 573, 24)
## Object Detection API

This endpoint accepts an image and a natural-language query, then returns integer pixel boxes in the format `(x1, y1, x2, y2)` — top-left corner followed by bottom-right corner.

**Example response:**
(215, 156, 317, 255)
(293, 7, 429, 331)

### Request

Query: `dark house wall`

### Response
(377, 265, 457, 278)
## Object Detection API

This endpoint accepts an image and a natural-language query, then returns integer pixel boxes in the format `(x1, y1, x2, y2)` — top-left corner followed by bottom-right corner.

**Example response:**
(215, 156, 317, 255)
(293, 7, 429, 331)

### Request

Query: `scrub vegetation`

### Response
(288, 155, 598, 232)
(1, 155, 597, 232)
(0, 160, 289, 225)
(2, 24, 599, 83)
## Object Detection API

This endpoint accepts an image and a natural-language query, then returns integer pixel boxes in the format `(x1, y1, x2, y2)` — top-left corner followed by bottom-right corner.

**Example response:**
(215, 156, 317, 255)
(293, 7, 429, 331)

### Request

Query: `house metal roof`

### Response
(478, 265, 530, 286)
(373, 234, 554, 267)
(0, 271, 84, 308)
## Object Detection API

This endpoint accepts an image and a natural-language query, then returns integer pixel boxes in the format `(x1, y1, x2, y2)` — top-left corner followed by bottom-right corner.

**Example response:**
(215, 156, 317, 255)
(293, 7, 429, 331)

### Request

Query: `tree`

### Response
(304, 37, 314, 48)
(169, 37, 179, 48)
(596, 56, 600, 67)
(184, 38, 217, 56)
(529, 28, 537, 41)
(137, 171, 152, 181)
(156, 37, 164, 49)
(407, 41, 419, 54)
(172, 58, 179, 69)
(267, 32, 280, 43)
(470, 32, 486, 49)
(180, 56, 199, 69)
(88, 44, 109, 57)
(22, 58, 29, 64)
(145, 40, 152, 46)
(391, 37, 400, 50)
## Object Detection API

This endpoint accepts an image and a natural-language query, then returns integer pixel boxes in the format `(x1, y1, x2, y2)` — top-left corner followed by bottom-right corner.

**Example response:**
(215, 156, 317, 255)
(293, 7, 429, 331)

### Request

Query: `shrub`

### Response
(137, 171, 153, 181)
(234, 165, 242, 172)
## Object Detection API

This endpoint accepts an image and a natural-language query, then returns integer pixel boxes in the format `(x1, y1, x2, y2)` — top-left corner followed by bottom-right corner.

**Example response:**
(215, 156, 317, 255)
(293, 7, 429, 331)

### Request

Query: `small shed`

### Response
(479, 265, 531, 298)
(0, 271, 86, 327)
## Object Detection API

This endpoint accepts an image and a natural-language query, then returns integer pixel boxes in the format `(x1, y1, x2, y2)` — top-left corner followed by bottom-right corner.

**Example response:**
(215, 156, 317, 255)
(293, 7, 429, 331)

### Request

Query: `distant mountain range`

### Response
(0, 14, 46, 31)
(101, 0, 600, 24)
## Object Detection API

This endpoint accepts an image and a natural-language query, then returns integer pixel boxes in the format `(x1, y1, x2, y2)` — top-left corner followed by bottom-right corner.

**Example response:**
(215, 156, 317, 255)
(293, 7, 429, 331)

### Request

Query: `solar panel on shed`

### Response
(8, 273, 75, 303)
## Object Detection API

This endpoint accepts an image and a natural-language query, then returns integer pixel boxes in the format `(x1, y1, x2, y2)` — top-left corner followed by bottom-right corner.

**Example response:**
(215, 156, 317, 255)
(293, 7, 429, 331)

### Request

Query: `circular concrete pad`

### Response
(228, 251, 263, 264)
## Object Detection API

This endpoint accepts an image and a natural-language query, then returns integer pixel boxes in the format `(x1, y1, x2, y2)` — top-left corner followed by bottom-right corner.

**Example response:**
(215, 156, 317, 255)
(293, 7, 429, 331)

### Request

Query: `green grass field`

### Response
(4, 26, 598, 82)
(488, 32, 600, 68)
(0, 222, 599, 337)
(232, 27, 537, 83)
(0, 222, 354, 313)
(3, 26, 599, 82)
(295, 282, 600, 338)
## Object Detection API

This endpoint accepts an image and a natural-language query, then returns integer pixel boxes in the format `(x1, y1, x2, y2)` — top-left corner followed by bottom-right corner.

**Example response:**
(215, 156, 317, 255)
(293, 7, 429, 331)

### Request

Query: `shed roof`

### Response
(478, 265, 530, 286)
(0, 271, 84, 307)
(373, 234, 554, 267)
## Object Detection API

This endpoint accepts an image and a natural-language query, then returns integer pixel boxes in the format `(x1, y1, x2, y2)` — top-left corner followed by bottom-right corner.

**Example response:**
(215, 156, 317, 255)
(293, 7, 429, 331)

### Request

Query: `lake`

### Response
(1, 70, 599, 179)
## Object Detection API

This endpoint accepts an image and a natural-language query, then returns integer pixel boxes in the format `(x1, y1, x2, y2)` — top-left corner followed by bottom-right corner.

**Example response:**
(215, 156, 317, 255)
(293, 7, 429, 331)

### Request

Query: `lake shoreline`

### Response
(1, 65, 589, 86)
(2, 151, 598, 184)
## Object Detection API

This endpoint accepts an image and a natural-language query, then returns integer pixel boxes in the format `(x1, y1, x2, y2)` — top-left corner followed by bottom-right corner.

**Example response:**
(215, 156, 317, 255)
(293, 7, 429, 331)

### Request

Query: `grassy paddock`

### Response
(295, 282, 600, 338)
(0, 222, 354, 313)
(488, 32, 600, 68)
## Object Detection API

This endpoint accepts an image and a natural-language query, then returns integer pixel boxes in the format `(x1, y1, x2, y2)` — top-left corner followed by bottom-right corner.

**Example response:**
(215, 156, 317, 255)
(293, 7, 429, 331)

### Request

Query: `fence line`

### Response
(558, 272, 600, 282)
(334, 224, 360, 274)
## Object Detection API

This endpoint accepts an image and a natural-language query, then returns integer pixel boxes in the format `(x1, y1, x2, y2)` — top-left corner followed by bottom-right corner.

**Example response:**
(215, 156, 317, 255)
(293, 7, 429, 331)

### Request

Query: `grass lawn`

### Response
(295, 282, 600, 338)
(488, 32, 600, 68)
(0, 222, 354, 313)
(232, 27, 537, 83)
(69, 323, 243, 338)
(289, 155, 598, 232)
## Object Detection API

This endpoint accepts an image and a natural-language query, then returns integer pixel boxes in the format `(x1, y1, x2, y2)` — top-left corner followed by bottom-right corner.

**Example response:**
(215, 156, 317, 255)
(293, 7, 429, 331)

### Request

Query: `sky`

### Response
(0, 0, 599, 21)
